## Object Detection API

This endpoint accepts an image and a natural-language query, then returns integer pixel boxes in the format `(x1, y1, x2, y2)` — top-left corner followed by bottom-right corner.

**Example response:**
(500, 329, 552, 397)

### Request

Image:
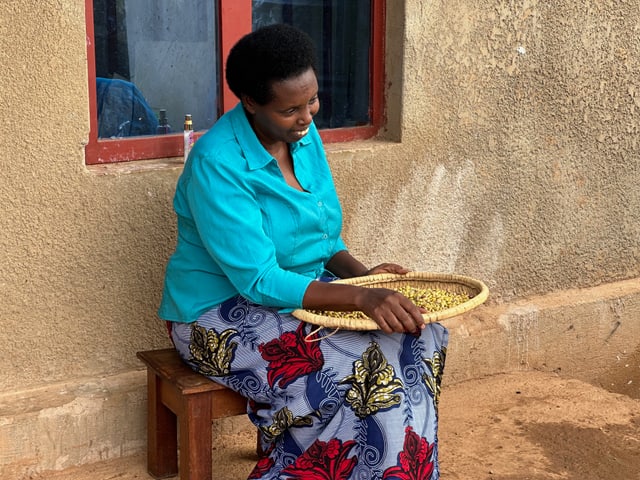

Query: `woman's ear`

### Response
(242, 95, 257, 115)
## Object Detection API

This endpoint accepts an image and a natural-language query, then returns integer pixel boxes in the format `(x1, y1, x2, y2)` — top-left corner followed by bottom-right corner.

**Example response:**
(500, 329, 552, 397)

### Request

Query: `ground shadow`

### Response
(489, 417, 640, 480)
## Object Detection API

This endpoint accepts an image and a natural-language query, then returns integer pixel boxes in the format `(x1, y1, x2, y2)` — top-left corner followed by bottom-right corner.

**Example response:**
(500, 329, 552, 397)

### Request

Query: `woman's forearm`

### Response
(302, 280, 364, 310)
(325, 250, 369, 279)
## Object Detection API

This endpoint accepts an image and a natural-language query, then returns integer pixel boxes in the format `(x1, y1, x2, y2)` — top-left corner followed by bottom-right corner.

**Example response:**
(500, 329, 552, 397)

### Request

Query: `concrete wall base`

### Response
(1, 278, 638, 478)
(445, 277, 640, 384)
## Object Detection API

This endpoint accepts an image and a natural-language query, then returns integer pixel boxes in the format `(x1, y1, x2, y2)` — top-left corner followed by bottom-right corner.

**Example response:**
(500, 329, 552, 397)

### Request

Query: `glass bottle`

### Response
(156, 109, 172, 134)
(183, 114, 194, 162)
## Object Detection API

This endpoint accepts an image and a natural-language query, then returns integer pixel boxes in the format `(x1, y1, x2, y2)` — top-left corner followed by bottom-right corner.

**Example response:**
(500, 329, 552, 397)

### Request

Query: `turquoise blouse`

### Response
(158, 103, 347, 323)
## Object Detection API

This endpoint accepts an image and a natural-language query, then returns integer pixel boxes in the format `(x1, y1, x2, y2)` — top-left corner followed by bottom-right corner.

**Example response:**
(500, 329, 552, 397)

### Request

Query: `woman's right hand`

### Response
(355, 287, 426, 334)
(302, 279, 426, 334)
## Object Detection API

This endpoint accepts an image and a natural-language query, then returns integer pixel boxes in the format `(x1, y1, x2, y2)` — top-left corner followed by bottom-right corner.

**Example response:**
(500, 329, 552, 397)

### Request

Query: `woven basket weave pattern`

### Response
(292, 272, 489, 331)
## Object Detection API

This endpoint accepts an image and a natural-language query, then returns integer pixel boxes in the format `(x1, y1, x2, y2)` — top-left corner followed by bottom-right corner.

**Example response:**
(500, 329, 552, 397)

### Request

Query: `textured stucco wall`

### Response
(333, 0, 640, 302)
(1, 0, 639, 475)
(0, 1, 179, 391)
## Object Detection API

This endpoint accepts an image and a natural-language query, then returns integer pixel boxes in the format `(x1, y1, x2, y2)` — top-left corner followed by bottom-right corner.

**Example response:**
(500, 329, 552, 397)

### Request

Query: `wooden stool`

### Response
(137, 348, 252, 480)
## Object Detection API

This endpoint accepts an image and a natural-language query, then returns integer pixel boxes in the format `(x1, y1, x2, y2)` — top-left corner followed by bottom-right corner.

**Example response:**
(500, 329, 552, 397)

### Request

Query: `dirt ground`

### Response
(31, 349, 640, 480)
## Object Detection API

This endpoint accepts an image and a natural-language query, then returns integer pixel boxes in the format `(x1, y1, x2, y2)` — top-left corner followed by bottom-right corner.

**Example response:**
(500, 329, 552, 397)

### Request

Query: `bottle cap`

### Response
(184, 114, 193, 130)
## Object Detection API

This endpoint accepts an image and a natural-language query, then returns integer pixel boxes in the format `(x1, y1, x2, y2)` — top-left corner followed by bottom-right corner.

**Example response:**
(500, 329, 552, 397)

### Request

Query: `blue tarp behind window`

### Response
(96, 78, 158, 138)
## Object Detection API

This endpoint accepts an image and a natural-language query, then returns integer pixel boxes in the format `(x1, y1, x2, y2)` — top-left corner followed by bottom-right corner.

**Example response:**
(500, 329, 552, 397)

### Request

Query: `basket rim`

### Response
(291, 271, 489, 331)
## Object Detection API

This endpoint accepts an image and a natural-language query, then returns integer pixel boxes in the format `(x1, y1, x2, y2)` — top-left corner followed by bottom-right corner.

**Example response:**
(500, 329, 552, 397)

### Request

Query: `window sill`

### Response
(85, 138, 401, 175)
(86, 157, 185, 176)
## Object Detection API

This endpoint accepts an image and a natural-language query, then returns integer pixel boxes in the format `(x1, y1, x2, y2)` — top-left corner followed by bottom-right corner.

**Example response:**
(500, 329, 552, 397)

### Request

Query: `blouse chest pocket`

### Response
(258, 189, 330, 271)
(259, 196, 302, 266)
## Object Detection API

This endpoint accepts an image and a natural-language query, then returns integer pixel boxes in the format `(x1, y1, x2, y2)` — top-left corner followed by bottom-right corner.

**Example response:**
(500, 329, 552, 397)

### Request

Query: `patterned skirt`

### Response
(170, 295, 449, 480)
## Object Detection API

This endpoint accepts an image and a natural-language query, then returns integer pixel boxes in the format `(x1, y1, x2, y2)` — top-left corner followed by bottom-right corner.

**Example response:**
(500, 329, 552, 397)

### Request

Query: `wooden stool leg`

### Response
(147, 371, 178, 478)
(256, 430, 267, 458)
(179, 393, 213, 480)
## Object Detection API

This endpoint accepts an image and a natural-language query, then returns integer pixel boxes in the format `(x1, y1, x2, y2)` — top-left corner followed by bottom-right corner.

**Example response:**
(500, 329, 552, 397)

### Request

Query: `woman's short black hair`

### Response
(225, 24, 318, 105)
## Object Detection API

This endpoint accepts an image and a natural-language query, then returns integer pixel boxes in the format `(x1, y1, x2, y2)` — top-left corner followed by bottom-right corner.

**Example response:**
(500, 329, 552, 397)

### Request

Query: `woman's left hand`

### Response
(366, 263, 411, 276)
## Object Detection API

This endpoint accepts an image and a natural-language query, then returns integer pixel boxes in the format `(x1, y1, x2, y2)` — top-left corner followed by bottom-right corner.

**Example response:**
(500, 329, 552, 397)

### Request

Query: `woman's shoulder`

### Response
(196, 113, 236, 150)
(191, 116, 243, 164)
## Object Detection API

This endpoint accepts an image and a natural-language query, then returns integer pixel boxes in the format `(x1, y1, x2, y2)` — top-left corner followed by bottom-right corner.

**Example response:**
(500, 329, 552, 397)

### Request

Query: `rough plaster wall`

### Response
(334, 0, 640, 303)
(0, 1, 177, 392)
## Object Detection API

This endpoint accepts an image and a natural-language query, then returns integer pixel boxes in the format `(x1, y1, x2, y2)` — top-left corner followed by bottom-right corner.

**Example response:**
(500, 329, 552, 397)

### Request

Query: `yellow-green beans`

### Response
(311, 286, 470, 320)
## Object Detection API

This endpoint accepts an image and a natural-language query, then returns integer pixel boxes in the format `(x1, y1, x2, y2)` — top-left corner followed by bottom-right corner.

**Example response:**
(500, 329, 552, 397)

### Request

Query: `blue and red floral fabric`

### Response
(171, 295, 448, 480)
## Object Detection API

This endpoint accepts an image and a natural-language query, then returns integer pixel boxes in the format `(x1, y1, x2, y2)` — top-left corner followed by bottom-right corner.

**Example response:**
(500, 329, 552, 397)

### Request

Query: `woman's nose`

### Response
(299, 106, 314, 124)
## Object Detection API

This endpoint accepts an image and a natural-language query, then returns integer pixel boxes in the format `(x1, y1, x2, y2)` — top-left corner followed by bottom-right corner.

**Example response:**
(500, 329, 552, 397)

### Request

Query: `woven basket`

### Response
(292, 271, 489, 331)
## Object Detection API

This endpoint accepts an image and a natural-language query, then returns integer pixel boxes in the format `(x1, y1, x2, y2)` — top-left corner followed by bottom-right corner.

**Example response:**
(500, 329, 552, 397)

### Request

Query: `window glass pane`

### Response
(93, 0, 218, 139)
(252, 0, 371, 129)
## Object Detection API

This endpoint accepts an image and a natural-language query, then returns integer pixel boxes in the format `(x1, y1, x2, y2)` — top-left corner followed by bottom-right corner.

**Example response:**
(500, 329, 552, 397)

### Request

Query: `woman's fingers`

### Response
(367, 263, 411, 275)
(394, 301, 426, 333)
(365, 288, 425, 333)
(374, 311, 423, 334)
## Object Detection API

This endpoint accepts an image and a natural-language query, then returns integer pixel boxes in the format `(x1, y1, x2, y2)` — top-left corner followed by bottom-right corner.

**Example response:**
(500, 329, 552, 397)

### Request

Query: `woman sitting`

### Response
(159, 23, 448, 480)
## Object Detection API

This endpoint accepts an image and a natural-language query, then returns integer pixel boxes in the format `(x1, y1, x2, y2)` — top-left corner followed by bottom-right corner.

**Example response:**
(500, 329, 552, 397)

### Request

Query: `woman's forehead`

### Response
(270, 69, 318, 101)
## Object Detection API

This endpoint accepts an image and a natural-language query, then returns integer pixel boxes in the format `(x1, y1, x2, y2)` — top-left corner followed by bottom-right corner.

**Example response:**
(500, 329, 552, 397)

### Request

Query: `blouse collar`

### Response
(229, 103, 313, 171)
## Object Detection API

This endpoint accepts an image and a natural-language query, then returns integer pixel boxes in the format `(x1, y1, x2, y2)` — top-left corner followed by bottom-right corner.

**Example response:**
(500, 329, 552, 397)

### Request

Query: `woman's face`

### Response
(243, 67, 320, 146)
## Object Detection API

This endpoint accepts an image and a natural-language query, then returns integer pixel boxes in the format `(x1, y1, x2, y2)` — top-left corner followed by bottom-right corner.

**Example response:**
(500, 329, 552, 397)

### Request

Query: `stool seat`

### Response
(137, 348, 251, 480)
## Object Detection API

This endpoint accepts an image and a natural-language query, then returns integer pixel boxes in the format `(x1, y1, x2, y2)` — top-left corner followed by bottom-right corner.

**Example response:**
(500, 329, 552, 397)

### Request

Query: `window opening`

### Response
(86, 0, 384, 164)
(252, 0, 371, 129)
(93, 0, 218, 139)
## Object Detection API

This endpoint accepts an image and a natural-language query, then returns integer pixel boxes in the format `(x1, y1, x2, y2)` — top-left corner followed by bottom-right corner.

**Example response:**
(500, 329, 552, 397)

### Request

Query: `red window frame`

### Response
(85, 0, 385, 165)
